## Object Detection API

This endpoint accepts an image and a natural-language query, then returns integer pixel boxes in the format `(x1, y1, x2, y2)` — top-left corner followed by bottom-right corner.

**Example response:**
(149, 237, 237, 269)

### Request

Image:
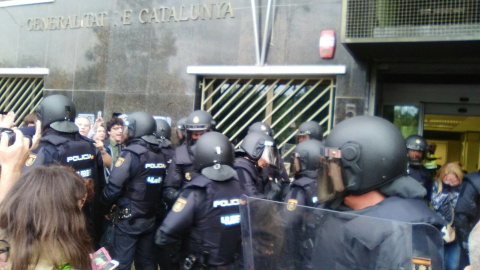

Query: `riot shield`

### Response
(240, 195, 444, 270)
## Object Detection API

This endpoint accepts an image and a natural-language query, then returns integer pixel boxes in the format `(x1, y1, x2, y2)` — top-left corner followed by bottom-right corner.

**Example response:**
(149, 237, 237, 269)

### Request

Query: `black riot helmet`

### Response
(35, 95, 79, 133)
(193, 132, 236, 181)
(124, 111, 158, 145)
(248, 122, 273, 137)
(185, 110, 216, 145)
(155, 119, 171, 140)
(290, 139, 325, 176)
(297, 121, 323, 142)
(239, 131, 279, 168)
(156, 118, 172, 148)
(405, 135, 427, 165)
(175, 117, 187, 145)
(317, 116, 408, 203)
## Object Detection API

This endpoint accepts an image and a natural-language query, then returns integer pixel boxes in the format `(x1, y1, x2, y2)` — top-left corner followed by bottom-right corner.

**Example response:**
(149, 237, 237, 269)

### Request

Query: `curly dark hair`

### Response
(106, 117, 124, 132)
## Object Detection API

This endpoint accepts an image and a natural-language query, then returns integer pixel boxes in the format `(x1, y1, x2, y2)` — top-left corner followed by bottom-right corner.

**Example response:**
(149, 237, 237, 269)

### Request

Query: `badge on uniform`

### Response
(185, 172, 191, 181)
(412, 257, 431, 270)
(172, 198, 188, 212)
(115, 157, 125, 167)
(25, 154, 37, 166)
(287, 199, 298, 211)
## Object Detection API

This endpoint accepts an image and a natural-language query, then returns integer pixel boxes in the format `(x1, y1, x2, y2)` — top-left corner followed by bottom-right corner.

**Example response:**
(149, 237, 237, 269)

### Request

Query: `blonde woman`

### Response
(431, 162, 464, 270)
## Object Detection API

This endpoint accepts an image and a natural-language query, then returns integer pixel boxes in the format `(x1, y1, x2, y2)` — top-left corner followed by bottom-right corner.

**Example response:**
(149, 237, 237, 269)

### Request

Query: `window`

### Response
(0, 73, 44, 126)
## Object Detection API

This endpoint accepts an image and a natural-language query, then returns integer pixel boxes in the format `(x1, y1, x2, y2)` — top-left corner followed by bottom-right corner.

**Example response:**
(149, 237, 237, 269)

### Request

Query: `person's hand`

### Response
(92, 116, 103, 129)
(0, 111, 15, 128)
(0, 129, 31, 202)
(0, 129, 30, 170)
(93, 140, 106, 152)
(30, 120, 41, 150)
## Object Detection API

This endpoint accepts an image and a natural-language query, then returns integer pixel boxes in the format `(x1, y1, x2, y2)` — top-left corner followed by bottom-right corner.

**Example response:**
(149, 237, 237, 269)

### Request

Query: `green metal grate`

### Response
(0, 76, 44, 127)
(199, 77, 335, 160)
(345, 0, 480, 40)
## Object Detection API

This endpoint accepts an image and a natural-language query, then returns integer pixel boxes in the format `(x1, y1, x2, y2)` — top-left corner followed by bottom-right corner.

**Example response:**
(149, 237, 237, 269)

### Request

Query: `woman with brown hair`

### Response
(0, 165, 94, 270)
(431, 162, 464, 270)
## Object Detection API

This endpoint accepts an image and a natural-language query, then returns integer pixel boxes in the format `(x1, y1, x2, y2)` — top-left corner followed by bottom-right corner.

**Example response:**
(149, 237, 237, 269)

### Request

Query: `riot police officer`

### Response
(405, 134, 432, 198)
(234, 131, 282, 200)
(23, 94, 105, 246)
(247, 122, 289, 199)
(156, 118, 175, 163)
(310, 116, 446, 269)
(284, 139, 324, 208)
(155, 132, 244, 270)
(100, 111, 166, 270)
(154, 118, 178, 270)
(162, 110, 215, 205)
(296, 120, 323, 143)
(282, 139, 324, 269)
(174, 116, 187, 146)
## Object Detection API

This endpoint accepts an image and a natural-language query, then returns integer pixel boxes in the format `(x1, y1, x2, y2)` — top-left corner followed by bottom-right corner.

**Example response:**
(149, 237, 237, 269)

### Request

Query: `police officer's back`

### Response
(23, 94, 105, 246)
(156, 132, 244, 270)
(100, 111, 167, 270)
(162, 110, 215, 205)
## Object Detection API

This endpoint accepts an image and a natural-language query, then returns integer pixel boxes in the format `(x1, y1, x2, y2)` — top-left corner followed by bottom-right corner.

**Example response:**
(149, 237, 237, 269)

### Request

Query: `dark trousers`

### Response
(112, 225, 156, 270)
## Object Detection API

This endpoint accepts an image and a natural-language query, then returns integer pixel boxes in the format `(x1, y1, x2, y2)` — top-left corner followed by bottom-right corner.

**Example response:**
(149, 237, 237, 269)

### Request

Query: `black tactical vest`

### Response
(26, 133, 97, 178)
(120, 143, 166, 219)
(174, 144, 199, 183)
(184, 175, 243, 266)
(290, 176, 318, 207)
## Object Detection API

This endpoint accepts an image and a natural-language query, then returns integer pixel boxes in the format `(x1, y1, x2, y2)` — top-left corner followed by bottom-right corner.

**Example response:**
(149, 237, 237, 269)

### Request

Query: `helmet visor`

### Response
(261, 143, 279, 169)
(317, 148, 345, 203)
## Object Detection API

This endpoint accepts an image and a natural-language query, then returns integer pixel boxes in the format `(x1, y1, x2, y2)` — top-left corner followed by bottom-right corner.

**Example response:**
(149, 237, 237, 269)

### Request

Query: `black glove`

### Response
(163, 187, 179, 205)
(265, 180, 282, 201)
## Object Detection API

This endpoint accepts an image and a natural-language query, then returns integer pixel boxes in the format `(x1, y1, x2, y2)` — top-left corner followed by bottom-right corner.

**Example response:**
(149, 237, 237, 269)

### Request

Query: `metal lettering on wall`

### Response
(26, 2, 235, 31)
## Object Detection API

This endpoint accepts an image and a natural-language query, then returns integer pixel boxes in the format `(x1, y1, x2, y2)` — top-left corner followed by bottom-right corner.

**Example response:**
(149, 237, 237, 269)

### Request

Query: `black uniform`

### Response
(23, 129, 105, 245)
(408, 164, 433, 199)
(162, 143, 199, 204)
(234, 157, 264, 196)
(311, 196, 446, 270)
(284, 172, 318, 208)
(455, 171, 480, 268)
(156, 174, 244, 269)
(281, 172, 319, 270)
(156, 140, 179, 270)
(103, 139, 166, 270)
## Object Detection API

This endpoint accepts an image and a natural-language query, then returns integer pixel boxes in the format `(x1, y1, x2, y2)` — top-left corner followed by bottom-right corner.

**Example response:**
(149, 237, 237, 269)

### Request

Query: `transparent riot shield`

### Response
(240, 195, 444, 270)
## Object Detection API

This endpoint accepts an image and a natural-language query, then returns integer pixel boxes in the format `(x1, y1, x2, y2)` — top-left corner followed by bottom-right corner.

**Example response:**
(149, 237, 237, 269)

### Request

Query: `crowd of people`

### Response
(0, 94, 479, 270)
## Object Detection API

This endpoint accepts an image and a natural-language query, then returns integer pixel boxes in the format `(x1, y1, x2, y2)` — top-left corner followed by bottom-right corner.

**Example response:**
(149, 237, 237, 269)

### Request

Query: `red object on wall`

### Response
(319, 30, 336, 59)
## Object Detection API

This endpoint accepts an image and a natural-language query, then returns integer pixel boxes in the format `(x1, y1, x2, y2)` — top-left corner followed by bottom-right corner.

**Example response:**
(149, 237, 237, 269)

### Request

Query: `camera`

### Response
(0, 128, 32, 147)
(0, 128, 16, 146)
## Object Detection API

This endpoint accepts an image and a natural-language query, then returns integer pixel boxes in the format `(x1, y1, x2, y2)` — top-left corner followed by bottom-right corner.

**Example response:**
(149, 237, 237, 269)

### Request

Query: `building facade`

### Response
(1, 0, 479, 170)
